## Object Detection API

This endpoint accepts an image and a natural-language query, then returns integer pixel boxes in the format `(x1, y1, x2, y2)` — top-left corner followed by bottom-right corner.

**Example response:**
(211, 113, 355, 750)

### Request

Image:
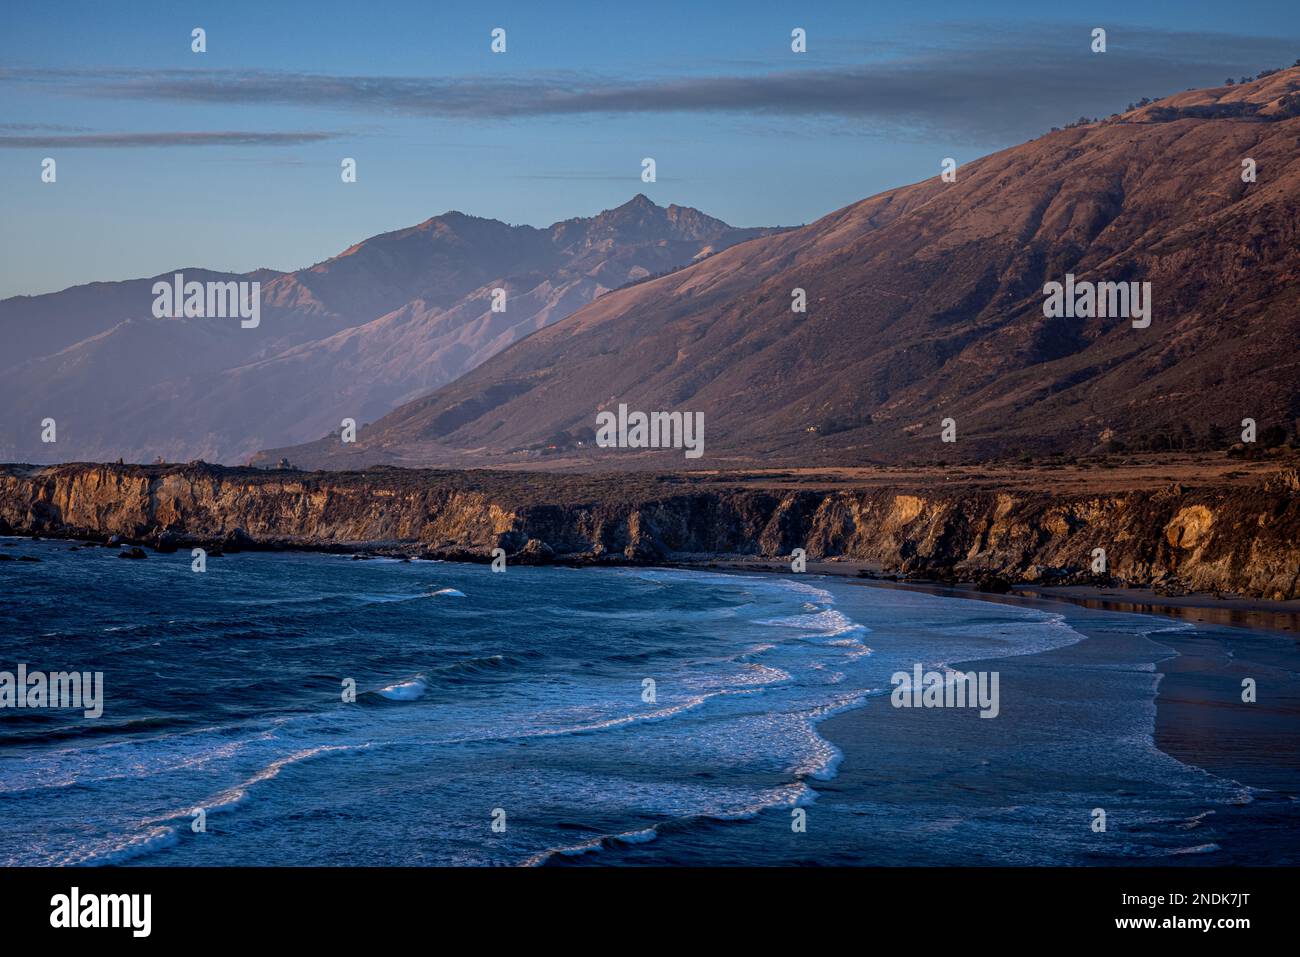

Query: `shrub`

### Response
(1260, 424, 1288, 448)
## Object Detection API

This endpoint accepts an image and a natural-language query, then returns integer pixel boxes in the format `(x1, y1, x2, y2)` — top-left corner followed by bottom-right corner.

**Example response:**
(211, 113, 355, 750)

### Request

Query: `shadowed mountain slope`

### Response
(264, 69, 1300, 471)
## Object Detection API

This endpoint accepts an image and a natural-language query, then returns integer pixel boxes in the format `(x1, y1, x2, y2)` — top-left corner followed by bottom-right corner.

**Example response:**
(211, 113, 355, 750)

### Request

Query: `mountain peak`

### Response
(596, 194, 664, 222)
(621, 193, 658, 210)
(282, 67, 1300, 469)
(566, 193, 748, 244)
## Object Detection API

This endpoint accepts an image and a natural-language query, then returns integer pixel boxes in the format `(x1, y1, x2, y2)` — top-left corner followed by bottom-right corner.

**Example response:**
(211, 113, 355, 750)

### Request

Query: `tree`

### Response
(1260, 424, 1288, 448)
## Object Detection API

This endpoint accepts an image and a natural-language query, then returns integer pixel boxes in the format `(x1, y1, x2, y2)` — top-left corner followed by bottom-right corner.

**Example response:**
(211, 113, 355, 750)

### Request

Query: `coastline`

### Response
(641, 558, 1300, 862)
(800, 570, 1300, 865)
(544, 562, 1300, 865)
(3, 459, 1298, 602)
(669, 555, 1300, 634)
(5, 534, 1297, 865)
(742, 559, 1300, 793)
(9, 523, 1297, 630)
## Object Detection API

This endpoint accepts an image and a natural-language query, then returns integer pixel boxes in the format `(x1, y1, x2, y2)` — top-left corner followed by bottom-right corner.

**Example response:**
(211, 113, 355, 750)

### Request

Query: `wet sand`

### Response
(680, 555, 1300, 633)
(671, 557, 1300, 863)
(819, 578, 1300, 862)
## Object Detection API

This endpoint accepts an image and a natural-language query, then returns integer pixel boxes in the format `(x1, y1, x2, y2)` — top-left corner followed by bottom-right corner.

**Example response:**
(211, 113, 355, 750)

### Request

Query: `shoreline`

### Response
(7, 535, 1297, 864)
(801, 568, 1300, 865)
(667, 555, 1300, 635)
(4, 459, 1298, 602)
(689, 559, 1300, 839)
(8, 530, 1296, 633)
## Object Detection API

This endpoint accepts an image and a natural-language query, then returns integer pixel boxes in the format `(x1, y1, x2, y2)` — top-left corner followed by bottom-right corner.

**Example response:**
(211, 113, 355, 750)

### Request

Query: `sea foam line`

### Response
(60, 742, 371, 867)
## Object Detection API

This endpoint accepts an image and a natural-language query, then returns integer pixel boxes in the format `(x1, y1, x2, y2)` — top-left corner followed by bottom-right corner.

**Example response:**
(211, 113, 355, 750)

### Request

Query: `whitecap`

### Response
(376, 676, 429, 701)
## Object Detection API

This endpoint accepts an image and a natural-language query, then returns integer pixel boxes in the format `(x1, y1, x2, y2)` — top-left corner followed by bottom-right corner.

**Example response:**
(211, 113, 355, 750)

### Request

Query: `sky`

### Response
(2, 0, 1298, 298)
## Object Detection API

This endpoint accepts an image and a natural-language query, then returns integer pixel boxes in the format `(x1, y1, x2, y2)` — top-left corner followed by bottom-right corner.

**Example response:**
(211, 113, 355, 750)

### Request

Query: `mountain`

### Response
(262, 68, 1300, 471)
(0, 196, 782, 464)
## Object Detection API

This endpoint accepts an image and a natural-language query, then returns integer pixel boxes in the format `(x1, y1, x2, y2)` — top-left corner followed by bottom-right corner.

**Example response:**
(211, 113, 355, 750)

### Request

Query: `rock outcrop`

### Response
(1, 462, 1297, 599)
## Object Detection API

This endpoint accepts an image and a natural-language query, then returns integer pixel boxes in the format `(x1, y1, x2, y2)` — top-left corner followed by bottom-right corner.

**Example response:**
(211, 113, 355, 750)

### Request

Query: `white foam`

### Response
(376, 676, 429, 701)
(63, 825, 180, 867)
(755, 607, 871, 640)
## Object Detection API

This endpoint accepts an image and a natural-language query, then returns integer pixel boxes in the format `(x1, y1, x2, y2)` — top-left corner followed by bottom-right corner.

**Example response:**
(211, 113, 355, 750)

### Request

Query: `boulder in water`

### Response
(153, 530, 181, 553)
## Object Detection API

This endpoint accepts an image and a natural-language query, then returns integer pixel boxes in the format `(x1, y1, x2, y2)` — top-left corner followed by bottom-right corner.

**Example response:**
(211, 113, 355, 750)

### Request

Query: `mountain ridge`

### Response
(260, 68, 1300, 471)
(0, 196, 786, 464)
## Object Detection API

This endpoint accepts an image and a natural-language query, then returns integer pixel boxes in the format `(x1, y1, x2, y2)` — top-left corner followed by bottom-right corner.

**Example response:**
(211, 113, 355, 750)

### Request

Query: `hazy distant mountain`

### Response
(264, 69, 1300, 470)
(0, 196, 783, 464)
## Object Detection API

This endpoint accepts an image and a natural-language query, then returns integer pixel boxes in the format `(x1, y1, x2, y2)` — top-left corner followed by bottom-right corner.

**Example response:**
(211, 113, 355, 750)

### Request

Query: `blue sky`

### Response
(2, 0, 1298, 297)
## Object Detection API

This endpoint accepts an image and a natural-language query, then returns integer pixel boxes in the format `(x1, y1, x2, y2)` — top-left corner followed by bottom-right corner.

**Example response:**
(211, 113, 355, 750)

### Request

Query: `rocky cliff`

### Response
(1, 463, 1296, 599)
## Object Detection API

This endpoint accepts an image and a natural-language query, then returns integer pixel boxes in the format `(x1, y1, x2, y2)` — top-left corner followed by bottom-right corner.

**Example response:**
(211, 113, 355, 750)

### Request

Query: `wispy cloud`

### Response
(1, 26, 1294, 143)
(511, 170, 688, 182)
(0, 130, 344, 149)
(0, 122, 95, 132)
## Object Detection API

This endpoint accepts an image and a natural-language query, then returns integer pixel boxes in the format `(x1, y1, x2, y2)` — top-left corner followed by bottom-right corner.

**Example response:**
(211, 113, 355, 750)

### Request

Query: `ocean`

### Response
(2, 539, 1297, 866)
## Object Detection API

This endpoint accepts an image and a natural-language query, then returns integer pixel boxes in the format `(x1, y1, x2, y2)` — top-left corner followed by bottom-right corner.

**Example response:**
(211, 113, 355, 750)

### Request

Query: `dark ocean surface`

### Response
(2, 539, 1296, 866)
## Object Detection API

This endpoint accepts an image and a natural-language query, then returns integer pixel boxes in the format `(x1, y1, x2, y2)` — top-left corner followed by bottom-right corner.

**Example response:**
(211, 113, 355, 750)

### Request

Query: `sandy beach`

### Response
(683, 555, 1300, 632)
(648, 556, 1300, 864)
(822, 576, 1300, 863)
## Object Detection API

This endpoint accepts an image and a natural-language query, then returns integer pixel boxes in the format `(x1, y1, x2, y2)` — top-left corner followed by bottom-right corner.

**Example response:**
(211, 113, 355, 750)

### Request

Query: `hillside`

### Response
(0, 197, 780, 464)
(263, 69, 1300, 470)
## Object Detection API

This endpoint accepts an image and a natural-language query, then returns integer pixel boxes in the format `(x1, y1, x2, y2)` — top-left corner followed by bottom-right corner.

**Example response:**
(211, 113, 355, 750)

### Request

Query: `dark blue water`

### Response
(1, 539, 1296, 865)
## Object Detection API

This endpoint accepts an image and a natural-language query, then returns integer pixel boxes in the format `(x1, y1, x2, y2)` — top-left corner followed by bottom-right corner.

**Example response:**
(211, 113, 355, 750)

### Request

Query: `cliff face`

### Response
(1, 463, 1297, 600)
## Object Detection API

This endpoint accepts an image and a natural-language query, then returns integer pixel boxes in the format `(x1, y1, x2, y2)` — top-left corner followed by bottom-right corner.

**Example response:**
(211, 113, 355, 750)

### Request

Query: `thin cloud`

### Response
(511, 171, 687, 182)
(1, 26, 1295, 143)
(0, 130, 344, 149)
(0, 122, 94, 132)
